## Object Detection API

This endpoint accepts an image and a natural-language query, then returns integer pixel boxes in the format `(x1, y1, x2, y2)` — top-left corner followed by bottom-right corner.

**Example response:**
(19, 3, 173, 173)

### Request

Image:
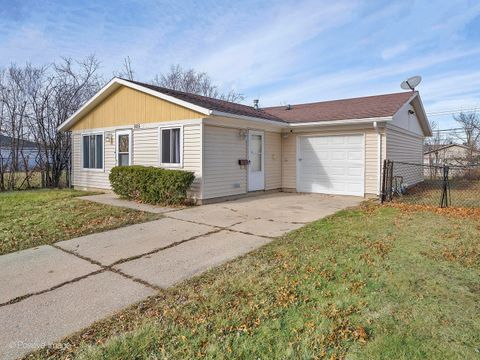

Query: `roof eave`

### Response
(210, 110, 287, 127)
(288, 116, 392, 127)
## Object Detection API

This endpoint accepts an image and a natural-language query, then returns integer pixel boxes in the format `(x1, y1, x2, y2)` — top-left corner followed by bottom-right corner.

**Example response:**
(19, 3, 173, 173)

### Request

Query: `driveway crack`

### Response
(0, 268, 106, 308)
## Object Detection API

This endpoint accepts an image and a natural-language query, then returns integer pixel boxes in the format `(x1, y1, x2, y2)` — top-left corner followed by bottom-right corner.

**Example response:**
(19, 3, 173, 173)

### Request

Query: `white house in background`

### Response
(58, 78, 431, 204)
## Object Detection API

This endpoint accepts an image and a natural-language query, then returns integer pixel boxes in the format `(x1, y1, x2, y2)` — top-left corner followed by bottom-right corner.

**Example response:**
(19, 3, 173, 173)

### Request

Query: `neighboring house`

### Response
(424, 143, 480, 166)
(0, 134, 40, 171)
(58, 78, 431, 203)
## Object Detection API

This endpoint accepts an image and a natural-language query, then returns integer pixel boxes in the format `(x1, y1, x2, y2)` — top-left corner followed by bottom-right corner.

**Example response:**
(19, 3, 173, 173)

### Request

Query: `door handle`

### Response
(298, 158, 302, 161)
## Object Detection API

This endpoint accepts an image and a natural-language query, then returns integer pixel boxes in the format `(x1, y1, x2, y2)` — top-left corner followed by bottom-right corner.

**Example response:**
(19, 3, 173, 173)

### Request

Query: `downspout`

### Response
(373, 121, 382, 196)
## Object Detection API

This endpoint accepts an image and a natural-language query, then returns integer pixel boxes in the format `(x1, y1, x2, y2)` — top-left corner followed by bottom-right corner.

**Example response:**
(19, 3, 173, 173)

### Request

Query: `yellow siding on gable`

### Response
(71, 86, 203, 131)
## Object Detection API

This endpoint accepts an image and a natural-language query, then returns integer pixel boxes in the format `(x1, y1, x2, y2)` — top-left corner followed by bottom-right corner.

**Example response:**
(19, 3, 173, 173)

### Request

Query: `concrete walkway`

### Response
(0, 193, 361, 359)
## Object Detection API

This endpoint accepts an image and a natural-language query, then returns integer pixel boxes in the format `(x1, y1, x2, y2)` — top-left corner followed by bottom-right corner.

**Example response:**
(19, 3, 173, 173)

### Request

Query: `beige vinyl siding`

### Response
(386, 125, 424, 185)
(182, 124, 202, 198)
(71, 86, 203, 131)
(364, 130, 379, 194)
(72, 132, 114, 190)
(203, 125, 247, 199)
(282, 133, 297, 190)
(133, 127, 158, 166)
(281, 126, 381, 195)
(265, 131, 282, 190)
(73, 123, 203, 199)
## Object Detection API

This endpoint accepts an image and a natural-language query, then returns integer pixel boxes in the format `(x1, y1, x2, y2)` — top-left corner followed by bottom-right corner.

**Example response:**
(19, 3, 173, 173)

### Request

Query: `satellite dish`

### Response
(401, 75, 422, 91)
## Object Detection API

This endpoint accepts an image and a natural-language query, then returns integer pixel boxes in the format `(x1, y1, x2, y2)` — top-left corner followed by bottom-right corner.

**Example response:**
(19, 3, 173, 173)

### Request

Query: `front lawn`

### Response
(28, 204, 479, 359)
(0, 189, 160, 255)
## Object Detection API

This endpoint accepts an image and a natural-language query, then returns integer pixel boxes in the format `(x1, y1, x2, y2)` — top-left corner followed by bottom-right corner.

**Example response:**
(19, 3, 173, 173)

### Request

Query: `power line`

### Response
(426, 107, 479, 116)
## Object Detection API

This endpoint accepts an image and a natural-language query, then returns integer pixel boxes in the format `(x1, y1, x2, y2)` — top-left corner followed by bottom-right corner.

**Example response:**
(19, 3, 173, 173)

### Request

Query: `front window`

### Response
(82, 134, 103, 169)
(161, 127, 181, 165)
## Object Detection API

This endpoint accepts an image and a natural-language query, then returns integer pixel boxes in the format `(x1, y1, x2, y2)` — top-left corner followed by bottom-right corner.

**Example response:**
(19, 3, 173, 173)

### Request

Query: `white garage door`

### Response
(297, 134, 364, 196)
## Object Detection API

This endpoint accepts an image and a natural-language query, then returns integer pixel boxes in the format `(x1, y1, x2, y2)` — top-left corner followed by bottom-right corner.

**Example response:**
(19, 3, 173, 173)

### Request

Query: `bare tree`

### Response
(152, 64, 244, 102)
(0, 64, 32, 190)
(424, 120, 452, 177)
(35, 56, 102, 187)
(453, 111, 480, 165)
(113, 56, 135, 80)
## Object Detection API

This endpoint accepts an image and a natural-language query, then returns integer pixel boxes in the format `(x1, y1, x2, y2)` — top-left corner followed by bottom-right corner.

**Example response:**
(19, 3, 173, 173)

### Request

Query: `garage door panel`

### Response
(347, 136, 363, 145)
(331, 136, 346, 145)
(331, 151, 346, 160)
(298, 135, 364, 196)
(347, 150, 363, 163)
(303, 150, 329, 160)
(347, 167, 363, 176)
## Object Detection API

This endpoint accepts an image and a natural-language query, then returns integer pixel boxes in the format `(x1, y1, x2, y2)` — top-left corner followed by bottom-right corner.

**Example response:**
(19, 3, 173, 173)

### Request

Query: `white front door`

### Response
(297, 134, 364, 196)
(116, 130, 132, 166)
(248, 130, 265, 191)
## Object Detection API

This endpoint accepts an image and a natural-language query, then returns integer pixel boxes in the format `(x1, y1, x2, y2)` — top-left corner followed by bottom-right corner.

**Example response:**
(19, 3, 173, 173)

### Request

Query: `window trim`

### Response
(81, 132, 105, 172)
(116, 129, 132, 167)
(159, 125, 183, 168)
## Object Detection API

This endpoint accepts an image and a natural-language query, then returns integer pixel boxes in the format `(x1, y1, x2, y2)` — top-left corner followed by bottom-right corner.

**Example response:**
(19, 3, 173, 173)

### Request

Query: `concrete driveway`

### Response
(0, 192, 361, 359)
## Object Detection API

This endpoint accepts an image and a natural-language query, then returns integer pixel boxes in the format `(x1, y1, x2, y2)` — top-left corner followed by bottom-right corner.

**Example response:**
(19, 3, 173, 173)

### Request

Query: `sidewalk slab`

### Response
(0, 271, 155, 360)
(80, 193, 176, 214)
(0, 245, 100, 304)
(56, 218, 214, 266)
(167, 205, 248, 227)
(115, 230, 271, 288)
(230, 218, 304, 237)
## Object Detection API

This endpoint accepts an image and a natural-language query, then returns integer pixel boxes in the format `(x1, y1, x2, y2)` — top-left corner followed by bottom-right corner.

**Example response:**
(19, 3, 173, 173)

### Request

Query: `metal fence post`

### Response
(387, 161, 394, 201)
(381, 159, 387, 203)
(440, 165, 450, 208)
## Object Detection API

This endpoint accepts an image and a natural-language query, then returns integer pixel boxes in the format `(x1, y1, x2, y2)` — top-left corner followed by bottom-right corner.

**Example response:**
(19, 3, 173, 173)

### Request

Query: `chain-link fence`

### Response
(381, 160, 480, 208)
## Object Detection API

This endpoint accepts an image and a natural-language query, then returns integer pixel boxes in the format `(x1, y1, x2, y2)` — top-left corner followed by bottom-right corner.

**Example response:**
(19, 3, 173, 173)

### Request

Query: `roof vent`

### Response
(286, 104, 292, 110)
(253, 99, 259, 110)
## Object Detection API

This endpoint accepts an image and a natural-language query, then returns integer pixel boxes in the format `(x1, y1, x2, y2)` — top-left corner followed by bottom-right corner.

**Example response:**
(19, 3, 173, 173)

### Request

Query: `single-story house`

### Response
(58, 78, 431, 203)
(0, 134, 40, 171)
(424, 143, 480, 166)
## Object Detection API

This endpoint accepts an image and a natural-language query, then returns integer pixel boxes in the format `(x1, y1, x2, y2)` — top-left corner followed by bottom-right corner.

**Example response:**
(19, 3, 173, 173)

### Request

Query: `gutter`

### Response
(288, 116, 392, 127)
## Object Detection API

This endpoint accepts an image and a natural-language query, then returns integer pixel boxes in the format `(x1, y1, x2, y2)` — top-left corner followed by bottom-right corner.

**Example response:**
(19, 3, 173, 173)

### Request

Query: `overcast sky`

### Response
(1, 0, 480, 127)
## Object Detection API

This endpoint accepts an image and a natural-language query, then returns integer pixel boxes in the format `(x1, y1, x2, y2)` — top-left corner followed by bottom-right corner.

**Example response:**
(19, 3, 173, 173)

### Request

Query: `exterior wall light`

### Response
(239, 129, 248, 140)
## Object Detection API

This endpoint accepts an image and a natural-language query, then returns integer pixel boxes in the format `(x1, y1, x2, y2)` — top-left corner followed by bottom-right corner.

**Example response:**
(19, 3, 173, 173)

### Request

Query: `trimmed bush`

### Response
(109, 166, 195, 205)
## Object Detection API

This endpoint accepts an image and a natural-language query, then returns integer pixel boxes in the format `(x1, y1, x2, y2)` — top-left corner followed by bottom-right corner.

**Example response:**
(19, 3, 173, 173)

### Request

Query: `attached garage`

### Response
(297, 134, 364, 196)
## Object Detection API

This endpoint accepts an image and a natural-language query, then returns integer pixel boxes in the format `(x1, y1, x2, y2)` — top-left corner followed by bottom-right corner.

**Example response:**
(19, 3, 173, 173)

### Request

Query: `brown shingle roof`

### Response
(123, 79, 285, 123)
(125, 79, 415, 124)
(263, 92, 415, 123)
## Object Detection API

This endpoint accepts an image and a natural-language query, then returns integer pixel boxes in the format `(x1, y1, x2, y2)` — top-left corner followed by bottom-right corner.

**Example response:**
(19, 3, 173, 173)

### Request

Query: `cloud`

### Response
(381, 43, 409, 60)
(193, 0, 359, 90)
(260, 47, 480, 105)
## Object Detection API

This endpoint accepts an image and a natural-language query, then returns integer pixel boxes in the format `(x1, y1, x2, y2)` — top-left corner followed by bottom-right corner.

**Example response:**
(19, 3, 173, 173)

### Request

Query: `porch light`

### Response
(105, 132, 114, 144)
(239, 129, 248, 140)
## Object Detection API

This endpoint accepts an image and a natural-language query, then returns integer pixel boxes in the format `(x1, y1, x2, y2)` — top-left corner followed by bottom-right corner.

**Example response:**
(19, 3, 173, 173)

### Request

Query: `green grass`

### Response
(0, 189, 160, 255)
(27, 204, 479, 360)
